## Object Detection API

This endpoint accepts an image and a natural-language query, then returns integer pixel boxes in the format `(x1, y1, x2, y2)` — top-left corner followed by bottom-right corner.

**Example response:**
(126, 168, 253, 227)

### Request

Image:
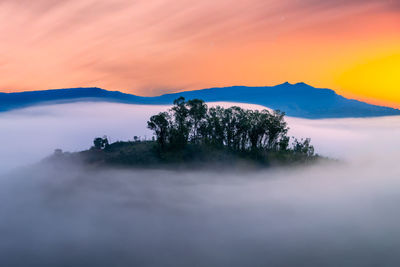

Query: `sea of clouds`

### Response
(2, 101, 399, 172)
(1, 102, 400, 266)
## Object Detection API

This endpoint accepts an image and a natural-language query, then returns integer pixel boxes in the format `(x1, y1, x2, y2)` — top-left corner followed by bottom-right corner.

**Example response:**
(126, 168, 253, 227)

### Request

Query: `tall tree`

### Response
(170, 97, 191, 149)
(187, 99, 208, 144)
(264, 110, 288, 150)
(147, 112, 170, 150)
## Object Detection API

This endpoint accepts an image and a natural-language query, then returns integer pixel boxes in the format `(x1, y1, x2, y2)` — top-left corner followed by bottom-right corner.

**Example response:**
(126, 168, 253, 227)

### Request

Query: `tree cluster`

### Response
(147, 97, 314, 156)
(93, 136, 109, 150)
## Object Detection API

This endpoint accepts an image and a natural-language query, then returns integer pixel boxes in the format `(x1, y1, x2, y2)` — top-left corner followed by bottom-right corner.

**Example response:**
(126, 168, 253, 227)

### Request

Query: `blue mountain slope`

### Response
(0, 83, 399, 119)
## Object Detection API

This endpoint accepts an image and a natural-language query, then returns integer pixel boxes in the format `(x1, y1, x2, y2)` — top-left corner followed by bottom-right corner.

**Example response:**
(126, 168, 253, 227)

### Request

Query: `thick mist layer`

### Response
(0, 102, 166, 173)
(2, 102, 400, 266)
(1, 101, 400, 172)
(2, 161, 400, 266)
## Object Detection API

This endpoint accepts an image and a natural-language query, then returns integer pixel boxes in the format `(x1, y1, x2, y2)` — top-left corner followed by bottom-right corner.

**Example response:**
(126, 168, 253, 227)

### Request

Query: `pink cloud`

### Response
(0, 0, 398, 95)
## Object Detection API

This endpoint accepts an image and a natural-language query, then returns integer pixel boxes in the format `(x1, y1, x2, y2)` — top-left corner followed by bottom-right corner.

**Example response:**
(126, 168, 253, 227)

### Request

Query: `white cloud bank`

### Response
(1, 101, 399, 172)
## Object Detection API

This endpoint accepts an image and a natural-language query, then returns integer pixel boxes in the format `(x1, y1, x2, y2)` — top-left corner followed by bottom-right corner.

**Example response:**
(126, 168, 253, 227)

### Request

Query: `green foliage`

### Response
(187, 99, 208, 144)
(92, 136, 109, 150)
(147, 112, 170, 150)
(293, 138, 315, 157)
(68, 98, 319, 170)
(147, 97, 315, 157)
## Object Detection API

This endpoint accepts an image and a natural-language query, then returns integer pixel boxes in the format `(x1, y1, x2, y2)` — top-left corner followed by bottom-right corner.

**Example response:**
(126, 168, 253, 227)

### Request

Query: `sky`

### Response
(0, 0, 399, 106)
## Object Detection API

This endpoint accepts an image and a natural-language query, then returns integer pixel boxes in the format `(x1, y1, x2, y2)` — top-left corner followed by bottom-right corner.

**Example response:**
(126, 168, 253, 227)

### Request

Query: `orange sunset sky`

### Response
(0, 0, 399, 106)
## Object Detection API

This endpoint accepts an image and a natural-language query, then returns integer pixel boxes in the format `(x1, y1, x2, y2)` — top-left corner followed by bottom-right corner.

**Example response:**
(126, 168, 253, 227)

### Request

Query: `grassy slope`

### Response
(50, 141, 323, 171)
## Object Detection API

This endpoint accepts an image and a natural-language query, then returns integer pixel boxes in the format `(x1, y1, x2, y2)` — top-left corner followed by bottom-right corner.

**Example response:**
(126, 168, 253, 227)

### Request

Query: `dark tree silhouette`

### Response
(147, 97, 315, 157)
(170, 97, 191, 149)
(147, 112, 170, 150)
(93, 136, 109, 150)
(187, 99, 207, 144)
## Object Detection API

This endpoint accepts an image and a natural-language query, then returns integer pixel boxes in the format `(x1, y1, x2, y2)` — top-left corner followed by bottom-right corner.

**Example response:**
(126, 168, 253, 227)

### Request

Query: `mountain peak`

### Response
(1, 84, 399, 119)
(280, 82, 292, 86)
(294, 82, 311, 87)
(278, 82, 314, 88)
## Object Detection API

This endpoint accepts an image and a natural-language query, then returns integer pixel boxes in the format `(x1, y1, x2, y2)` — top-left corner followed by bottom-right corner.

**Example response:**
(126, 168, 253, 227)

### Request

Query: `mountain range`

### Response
(1, 82, 399, 119)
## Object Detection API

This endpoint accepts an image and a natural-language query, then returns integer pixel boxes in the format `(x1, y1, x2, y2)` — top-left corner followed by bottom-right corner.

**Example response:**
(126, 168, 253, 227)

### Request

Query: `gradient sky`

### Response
(0, 0, 399, 106)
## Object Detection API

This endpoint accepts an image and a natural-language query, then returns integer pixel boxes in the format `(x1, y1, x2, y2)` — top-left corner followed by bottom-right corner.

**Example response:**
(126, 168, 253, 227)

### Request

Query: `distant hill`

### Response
(1, 82, 399, 119)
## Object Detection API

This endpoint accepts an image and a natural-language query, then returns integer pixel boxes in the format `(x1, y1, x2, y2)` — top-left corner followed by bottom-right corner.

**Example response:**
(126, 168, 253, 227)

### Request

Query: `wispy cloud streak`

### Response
(0, 0, 398, 100)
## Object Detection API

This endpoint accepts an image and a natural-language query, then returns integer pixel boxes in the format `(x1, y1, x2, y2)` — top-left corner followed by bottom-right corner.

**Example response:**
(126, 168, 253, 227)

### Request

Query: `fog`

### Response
(1, 102, 400, 266)
(2, 101, 398, 172)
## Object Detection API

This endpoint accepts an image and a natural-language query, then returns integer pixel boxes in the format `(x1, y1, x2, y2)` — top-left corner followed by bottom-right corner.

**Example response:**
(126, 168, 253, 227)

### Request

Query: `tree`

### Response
(222, 107, 235, 148)
(264, 110, 288, 150)
(187, 99, 208, 144)
(147, 112, 170, 150)
(293, 138, 315, 156)
(145, 97, 314, 159)
(203, 106, 225, 147)
(248, 110, 266, 151)
(93, 136, 109, 150)
(170, 97, 191, 149)
(278, 136, 290, 151)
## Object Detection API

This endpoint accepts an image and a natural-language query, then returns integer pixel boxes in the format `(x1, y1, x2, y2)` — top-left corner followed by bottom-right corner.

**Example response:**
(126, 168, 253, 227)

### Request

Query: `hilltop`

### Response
(48, 97, 323, 170)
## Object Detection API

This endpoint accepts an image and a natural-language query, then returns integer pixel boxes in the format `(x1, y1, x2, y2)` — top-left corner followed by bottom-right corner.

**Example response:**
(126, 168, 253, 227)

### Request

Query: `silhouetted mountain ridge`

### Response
(1, 83, 399, 118)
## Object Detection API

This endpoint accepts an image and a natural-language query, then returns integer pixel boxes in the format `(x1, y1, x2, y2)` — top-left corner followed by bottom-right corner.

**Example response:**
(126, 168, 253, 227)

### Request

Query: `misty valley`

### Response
(1, 1, 398, 265)
(2, 101, 400, 266)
